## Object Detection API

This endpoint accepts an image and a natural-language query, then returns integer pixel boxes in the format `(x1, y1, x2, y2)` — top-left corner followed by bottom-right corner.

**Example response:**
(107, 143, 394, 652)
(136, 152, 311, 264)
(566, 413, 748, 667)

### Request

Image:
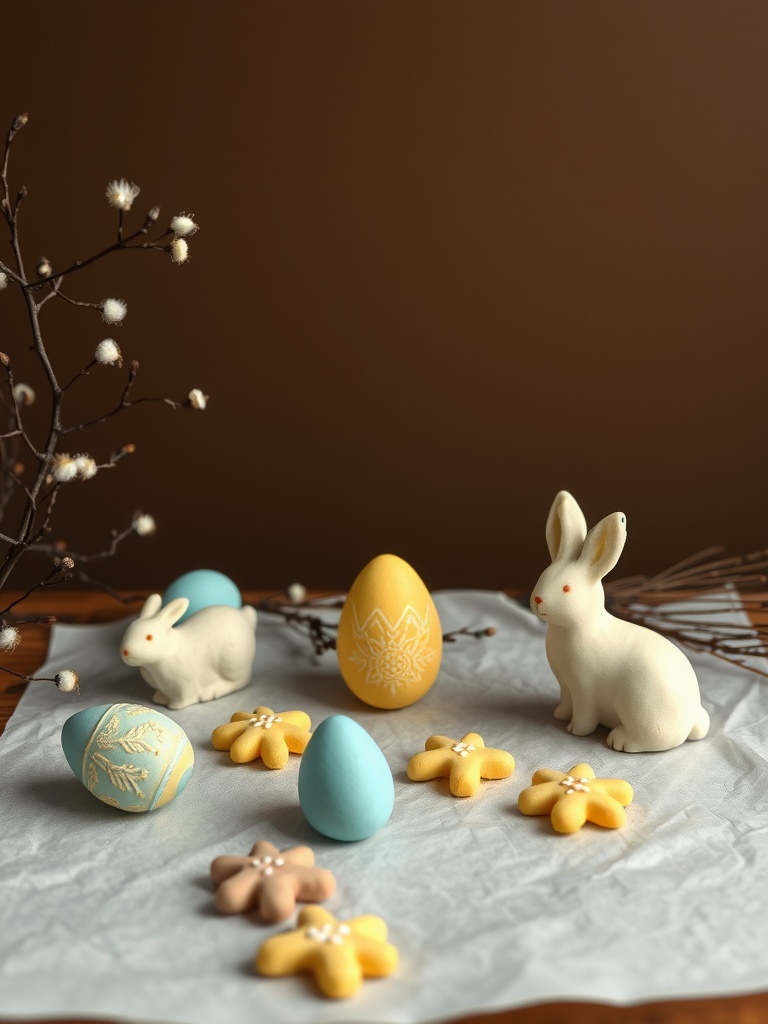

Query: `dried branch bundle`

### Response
(606, 547, 768, 678)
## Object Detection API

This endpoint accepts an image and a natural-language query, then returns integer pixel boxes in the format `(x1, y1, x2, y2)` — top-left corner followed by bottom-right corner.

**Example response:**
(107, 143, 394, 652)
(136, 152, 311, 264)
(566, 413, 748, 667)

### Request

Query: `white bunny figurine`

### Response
(120, 594, 257, 709)
(530, 491, 710, 752)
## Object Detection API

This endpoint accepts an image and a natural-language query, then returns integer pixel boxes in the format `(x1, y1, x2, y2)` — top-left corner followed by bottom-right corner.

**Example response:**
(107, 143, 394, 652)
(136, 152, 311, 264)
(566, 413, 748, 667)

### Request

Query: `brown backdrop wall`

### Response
(2, 0, 766, 594)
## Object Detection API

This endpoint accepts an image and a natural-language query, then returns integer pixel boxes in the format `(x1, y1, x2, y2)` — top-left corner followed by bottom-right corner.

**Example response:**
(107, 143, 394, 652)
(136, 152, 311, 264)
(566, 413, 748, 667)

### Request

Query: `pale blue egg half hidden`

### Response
(162, 569, 242, 624)
(298, 714, 394, 841)
(61, 703, 194, 813)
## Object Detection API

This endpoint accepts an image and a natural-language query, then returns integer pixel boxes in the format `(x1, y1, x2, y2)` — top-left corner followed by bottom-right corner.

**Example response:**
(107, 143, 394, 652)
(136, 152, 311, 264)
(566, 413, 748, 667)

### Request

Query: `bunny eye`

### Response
(146, 634, 153, 641)
(562, 585, 571, 593)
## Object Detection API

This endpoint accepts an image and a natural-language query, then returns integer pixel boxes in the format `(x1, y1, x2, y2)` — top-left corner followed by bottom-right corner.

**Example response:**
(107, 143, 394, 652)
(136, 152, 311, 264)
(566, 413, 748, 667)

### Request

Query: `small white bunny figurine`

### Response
(120, 594, 257, 709)
(530, 491, 710, 752)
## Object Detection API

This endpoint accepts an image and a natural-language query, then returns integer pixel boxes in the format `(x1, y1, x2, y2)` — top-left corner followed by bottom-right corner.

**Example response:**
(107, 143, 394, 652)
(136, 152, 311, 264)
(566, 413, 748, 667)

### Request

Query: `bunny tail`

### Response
(687, 706, 710, 741)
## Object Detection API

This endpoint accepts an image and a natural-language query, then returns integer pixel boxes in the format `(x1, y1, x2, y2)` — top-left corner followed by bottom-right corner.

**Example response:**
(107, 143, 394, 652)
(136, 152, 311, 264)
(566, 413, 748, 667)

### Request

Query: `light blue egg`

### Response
(298, 715, 394, 841)
(162, 569, 242, 624)
(61, 703, 194, 812)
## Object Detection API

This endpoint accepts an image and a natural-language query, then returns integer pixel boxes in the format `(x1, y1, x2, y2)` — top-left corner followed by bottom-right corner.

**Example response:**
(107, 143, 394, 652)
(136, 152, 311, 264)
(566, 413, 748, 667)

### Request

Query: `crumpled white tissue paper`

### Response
(1, 591, 767, 1024)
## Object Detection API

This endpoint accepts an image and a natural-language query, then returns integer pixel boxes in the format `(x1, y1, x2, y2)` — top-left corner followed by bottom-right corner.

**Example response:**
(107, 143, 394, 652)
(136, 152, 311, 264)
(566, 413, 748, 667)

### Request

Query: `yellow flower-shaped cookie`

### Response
(255, 906, 398, 999)
(212, 706, 311, 768)
(407, 733, 515, 797)
(518, 762, 633, 833)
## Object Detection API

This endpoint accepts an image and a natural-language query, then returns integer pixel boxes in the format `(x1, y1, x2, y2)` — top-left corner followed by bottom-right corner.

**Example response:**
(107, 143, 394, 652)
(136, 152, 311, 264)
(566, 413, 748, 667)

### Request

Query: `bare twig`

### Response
(443, 625, 497, 643)
(0, 566, 73, 618)
(30, 523, 135, 564)
(605, 548, 768, 679)
(22, 220, 173, 292)
(73, 571, 145, 604)
(255, 592, 496, 657)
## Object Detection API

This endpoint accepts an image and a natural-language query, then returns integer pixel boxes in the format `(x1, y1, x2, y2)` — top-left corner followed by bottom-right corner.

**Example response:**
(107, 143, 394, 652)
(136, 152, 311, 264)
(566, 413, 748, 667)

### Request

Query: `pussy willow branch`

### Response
(0, 664, 65, 685)
(61, 360, 190, 434)
(0, 566, 72, 619)
(21, 218, 172, 293)
(26, 521, 148, 604)
(0, 294, 65, 593)
(0, 362, 41, 459)
(0, 112, 203, 680)
(30, 521, 135, 565)
(0, 391, 17, 516)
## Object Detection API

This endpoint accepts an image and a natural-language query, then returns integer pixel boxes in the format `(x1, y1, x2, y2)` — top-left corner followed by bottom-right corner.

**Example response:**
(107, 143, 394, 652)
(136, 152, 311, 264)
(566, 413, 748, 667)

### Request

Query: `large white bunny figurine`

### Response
(120, 595, 257, 709)
(530, 491, 710, 752)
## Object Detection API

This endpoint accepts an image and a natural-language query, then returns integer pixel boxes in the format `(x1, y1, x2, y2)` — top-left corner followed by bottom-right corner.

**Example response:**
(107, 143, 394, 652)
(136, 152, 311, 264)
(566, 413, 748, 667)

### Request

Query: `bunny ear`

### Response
(546, 491, 588, 562)
(158, 597, 190, 625)
(579, 512, 627, 580)
(139, 594, 163, 619)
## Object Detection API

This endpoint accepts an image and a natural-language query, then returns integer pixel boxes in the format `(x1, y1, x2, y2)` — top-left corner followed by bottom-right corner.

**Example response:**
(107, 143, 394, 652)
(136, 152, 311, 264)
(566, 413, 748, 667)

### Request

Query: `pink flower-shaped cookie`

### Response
(211, 841, 336, 923)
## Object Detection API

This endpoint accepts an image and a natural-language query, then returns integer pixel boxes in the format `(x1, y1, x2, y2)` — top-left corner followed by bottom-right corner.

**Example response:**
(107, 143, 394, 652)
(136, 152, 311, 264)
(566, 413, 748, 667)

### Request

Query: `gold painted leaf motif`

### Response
(96, 718, 166, 754)
(90, 752, 149, 797)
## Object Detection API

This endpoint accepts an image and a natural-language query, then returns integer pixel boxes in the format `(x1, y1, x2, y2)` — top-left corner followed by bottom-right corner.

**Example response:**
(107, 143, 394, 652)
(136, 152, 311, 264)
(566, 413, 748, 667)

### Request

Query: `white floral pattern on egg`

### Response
(337, 554, 442, 709)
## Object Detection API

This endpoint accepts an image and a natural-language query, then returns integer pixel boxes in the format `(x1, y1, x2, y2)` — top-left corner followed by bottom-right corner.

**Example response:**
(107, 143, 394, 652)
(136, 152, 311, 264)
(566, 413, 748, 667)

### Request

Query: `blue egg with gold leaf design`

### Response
(61, 703, 194, 812)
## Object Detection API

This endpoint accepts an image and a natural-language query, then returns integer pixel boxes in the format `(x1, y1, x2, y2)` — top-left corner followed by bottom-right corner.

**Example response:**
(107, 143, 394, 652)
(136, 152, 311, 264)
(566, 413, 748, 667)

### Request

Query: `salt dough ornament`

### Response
(530, 491, 710, 752)
(120, 593, 257, 709)
(407, 732, 515, 796)
(518, 762, 633, 833)
(255, 906, 398, 999)
(211, 706, 311, 768)
(210, 841, 335, 923)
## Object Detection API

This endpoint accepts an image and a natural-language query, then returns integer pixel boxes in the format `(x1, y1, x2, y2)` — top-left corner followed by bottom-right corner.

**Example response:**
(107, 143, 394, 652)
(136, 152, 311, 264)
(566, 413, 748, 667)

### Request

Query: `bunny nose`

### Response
(534, 596, 542, 605)
(123, 648, 129, 656)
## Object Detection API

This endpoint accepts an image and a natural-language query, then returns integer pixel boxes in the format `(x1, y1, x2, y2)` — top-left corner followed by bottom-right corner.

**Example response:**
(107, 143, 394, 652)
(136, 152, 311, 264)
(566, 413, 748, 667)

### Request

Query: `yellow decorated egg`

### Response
(336, 554, 442, 709)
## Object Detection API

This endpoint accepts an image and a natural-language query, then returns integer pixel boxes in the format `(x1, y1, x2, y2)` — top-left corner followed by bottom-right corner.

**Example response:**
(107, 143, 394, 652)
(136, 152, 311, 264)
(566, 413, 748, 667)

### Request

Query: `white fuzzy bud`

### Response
(170, 214, 198, 237)
(0, 272, 8, 290)
(170, 237, 189, 264)
(132, 513, 157, 537)
(0, 625, 21, 652)
(101, 298, 127, 324)
(36, 258, 52, 278)
(95, 338, 122, 366)
(188, 388, 207, 410)
(55, 669, 80, 693)
(52, 453, 78, 483)
(287, 583, 307, 604)
(12, 383, 35, 407)
(106, 179, 140, 211)
(74, 454, 98, 480)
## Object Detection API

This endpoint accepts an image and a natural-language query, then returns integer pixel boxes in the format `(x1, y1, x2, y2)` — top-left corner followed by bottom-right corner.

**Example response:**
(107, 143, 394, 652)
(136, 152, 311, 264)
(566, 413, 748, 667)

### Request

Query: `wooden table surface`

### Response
(1, 590, 766, 1024)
